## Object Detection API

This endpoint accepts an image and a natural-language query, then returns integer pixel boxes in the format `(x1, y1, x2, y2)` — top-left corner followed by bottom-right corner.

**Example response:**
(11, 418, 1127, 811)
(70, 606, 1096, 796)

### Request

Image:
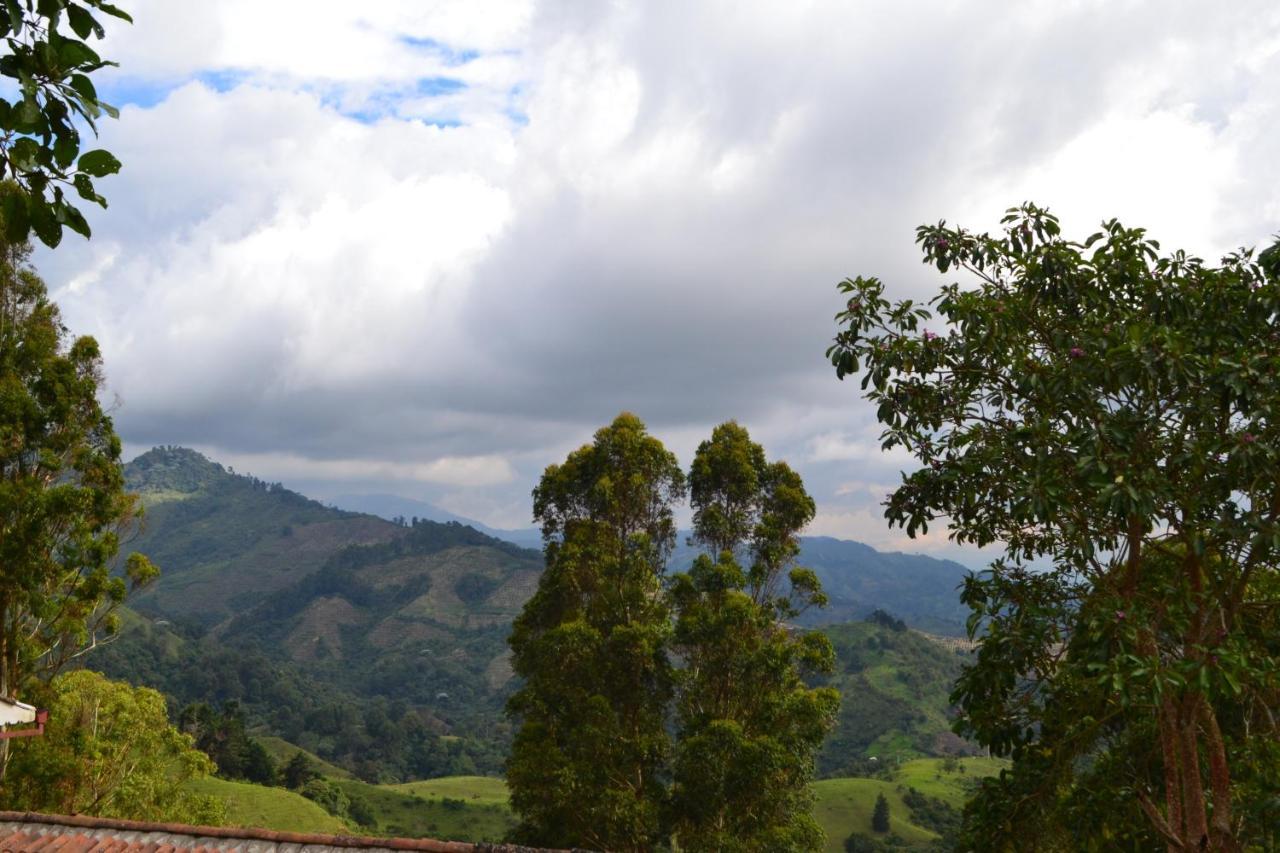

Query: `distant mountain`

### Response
(104, 446, 979, 781)
(124, 447, 406, 625)
(667, 535, 972, 636)
(328, 493, 543, 550)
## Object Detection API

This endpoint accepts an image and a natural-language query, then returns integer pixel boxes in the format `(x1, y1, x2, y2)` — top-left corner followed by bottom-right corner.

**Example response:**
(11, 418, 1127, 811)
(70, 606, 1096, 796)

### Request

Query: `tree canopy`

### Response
(828, 204, 1280, 851)
(506, 414, 837, 852)
(1, 669, 223, 822)
(507, 413, 684, 852)
(667, 422, 838, 851)
(0, 0, 130, 246)
(0, 208, 156, 775)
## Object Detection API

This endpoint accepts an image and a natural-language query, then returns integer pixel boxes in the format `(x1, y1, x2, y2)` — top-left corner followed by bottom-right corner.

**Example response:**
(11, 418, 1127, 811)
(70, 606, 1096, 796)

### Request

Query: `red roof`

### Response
(0, 812, 565, 852)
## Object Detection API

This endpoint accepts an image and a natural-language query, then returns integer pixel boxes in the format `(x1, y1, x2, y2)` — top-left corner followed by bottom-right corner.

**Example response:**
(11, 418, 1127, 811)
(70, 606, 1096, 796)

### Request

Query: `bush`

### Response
(300, 778, 350, 818)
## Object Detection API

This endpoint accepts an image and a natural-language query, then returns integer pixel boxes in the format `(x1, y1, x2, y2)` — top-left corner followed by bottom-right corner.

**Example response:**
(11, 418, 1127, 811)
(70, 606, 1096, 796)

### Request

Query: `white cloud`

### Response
(34, 1, 1280, 541)
(199, 448, 516, 488)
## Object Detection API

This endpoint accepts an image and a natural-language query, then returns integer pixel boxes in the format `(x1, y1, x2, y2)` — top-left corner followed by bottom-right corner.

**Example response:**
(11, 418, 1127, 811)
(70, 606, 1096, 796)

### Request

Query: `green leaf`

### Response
(28, 195, 63, 247)
(77, 148, 121, 177)
(1, 189, 29, 242)
(66, 4, 104, 39)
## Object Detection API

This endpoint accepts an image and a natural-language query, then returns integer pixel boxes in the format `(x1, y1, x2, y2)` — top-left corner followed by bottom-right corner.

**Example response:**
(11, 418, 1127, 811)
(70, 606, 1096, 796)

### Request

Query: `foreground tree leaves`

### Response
(0, 0, 131, 246)
(828, 205, 1280, 851)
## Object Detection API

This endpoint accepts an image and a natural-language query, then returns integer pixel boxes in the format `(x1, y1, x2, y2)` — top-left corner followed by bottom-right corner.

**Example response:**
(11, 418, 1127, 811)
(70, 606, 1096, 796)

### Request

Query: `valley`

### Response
(95, 446, 987, 848)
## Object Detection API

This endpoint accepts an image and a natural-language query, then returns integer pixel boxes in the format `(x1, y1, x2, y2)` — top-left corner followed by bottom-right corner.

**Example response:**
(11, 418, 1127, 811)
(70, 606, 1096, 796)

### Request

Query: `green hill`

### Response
(101, 447, 979, 787)
(336, 777, 515, 842)
(817, 618, 976, 776)
(256, 736, 353, 780)
(815, 757, 1005, 851)
(186, 777, 349, 834)
(124, 447, 406, 626)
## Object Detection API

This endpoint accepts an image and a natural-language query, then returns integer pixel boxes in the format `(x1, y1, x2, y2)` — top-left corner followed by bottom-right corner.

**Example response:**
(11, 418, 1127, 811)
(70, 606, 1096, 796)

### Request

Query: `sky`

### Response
(34, 0, 1280, 566)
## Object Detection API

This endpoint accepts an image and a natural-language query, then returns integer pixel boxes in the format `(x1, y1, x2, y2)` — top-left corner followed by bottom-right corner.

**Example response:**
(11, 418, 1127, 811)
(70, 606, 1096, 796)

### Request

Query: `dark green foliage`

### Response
(867, 609, 907, 632)
(282, 752, 318, 790)
(667, 421, 839, 851)
(454, 572, 499, 605)
(0, 0, 131, 246)
(347, 795, 376, 828)
(178, 701, 277, 785)
(0, 220, 156, 715)
(829, 205, 1280, 851)
(507, 414, 683, 852)
(899, 786, 960, 842)
(300, 777, 350, 819)
(871, 793, 890, 833)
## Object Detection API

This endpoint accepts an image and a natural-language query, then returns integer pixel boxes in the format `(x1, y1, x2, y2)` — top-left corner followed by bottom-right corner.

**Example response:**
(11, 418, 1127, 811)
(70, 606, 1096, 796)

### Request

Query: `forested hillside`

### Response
(94, 446, 974, 784)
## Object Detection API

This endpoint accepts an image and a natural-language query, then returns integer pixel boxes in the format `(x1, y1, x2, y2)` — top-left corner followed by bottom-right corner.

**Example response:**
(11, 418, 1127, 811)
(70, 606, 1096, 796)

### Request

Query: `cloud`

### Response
(34, 1, 1280, 561)
(203, 449, 516, 488)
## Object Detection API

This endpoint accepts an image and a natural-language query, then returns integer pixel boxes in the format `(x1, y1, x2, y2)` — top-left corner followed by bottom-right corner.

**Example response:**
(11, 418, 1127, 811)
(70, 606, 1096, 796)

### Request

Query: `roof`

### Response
(0, 812, 568, 853)
(0, 697, 37, 727)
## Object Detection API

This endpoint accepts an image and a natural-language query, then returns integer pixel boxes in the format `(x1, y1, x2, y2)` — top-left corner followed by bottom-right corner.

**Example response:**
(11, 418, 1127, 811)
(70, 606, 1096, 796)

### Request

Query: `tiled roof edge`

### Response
(0, 811, 564, 852)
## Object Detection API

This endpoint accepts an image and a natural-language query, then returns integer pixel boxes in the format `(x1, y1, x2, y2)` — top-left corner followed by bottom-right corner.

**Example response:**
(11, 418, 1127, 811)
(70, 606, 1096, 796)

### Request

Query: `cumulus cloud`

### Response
(36, 0, 1280, 560)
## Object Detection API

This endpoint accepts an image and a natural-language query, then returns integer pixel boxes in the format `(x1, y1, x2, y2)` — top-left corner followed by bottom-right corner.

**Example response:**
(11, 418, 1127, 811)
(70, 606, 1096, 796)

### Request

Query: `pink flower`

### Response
(924, 330, 939, 341)
(1242, 433, 1257, 445)
(1069, 347, 1085, 359)
(936, 238, 949, 251)
(1115, 610, 1126, 621)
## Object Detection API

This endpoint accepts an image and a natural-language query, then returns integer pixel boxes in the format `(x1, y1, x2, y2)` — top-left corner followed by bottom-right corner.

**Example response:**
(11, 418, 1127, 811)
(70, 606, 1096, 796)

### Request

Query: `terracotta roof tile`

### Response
(0, 813, 572, 853)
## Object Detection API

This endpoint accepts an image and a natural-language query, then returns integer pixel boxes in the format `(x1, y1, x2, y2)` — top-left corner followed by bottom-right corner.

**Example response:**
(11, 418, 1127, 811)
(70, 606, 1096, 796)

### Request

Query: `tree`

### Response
(506, 413, 685, 852)
(871, 793, 891, 833)
(0, 0, 131, 247)
(0, 212, 156, 777)
(178, 700, 277, 785)
(827, 204, 1280, 851)
(300, 778, 350, 819)
(0, 669, 223, 822)
(282, 751, 319, 790)
(667, 422, 839, 851)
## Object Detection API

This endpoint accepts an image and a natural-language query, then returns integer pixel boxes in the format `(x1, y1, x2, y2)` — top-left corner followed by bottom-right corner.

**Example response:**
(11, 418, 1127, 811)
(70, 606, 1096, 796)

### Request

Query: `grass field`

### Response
(336, 777, 516, 842)
(814, 756, 1008, 850)
(892, 756, 1006, 808)
(255, 735, 354, 780)
(814, 778, 939, 851)
(190, 761, 1005, 848)
(186, 777, 349, 834)
(384, 775, 510, 805)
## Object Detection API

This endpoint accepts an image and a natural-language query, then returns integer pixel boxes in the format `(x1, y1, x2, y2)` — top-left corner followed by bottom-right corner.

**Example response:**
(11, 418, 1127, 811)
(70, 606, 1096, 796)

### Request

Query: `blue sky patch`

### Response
(399, 35, 481, 66)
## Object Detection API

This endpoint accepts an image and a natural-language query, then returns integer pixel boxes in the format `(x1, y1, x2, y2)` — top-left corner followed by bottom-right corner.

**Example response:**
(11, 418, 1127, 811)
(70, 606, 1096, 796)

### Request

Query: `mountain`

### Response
(124, 447, 406, 625)
(102, 446, 977, 781)
(667, 535, 972, 635)
(327, 493, 543, 550)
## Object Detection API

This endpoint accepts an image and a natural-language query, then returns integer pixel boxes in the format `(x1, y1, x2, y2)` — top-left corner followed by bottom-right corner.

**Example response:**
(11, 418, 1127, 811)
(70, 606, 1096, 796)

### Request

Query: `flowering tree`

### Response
(827, 204, 1280, 851)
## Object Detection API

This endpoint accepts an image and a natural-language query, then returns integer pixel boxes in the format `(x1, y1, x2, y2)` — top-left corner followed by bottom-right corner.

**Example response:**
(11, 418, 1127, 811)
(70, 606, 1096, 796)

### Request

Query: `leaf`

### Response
(58, 198, 90, 238)
(77, 148, 121, 177)
(28, 195, 63, 247)
(66, 4, 104, 39)
(67, 72, 97, 102)
(1, 189, 29, 242)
